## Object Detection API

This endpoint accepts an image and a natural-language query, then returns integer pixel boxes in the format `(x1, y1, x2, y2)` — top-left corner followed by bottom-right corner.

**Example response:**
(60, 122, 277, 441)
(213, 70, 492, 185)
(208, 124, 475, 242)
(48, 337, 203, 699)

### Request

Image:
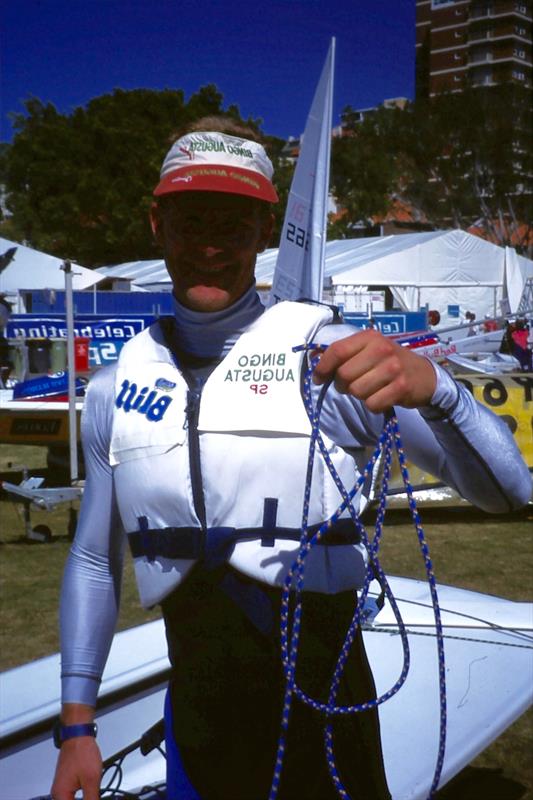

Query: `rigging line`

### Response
(370, 621, 533, 638)
(367, 626, 533, 649)
(389, 411, 447, 799)
(278, 404, 412, 713)
(307, 342, 447, 799)
(270, 341, 447, 800)
(268, 363, 411, 799)
(375, 595, 533, 643)
(299, 347, 441, 798)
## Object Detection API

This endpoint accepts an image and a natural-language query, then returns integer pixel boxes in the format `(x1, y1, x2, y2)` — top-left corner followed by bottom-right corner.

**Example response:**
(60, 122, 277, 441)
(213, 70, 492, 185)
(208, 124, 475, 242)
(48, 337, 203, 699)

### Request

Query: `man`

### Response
(52, 118, 531, 800)
(510, 318, 532, 372)
(464, 310, 478, 337)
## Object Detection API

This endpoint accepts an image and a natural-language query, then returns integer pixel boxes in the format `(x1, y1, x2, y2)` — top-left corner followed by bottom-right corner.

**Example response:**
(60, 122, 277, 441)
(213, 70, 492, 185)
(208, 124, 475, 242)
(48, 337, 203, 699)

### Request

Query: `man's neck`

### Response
(171, 285, 264, 358)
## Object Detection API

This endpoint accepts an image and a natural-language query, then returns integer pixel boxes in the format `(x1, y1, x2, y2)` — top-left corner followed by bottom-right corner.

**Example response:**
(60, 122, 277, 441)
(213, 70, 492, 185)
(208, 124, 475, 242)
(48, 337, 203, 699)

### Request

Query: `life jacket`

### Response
(511, 328, 528, 349)
(110, 301, 367, 608)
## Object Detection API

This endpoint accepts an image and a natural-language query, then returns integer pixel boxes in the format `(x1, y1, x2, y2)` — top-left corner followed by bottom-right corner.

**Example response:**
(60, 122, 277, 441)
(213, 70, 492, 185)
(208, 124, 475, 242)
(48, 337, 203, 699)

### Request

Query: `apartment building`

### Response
(416, 0, 532, 97)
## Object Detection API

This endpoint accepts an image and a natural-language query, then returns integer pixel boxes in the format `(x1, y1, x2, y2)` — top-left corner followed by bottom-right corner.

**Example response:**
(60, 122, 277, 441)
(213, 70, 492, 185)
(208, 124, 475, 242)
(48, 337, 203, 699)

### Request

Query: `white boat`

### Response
(1, 577, 532, 800)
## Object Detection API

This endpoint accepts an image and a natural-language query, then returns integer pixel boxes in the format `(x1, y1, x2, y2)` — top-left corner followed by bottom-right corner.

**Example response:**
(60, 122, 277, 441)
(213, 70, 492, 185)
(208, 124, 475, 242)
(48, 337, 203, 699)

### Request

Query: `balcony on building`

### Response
(470, 1, 533, 21)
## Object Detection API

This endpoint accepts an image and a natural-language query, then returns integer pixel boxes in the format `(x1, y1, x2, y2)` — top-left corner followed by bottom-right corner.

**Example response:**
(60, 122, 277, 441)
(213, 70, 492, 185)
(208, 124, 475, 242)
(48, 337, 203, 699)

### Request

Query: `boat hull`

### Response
(1, 578, 531, 800)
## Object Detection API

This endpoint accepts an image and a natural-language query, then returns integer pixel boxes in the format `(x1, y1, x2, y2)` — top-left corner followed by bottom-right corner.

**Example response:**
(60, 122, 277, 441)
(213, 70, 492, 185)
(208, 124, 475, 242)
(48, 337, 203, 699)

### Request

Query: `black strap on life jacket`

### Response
(129, 516, 361, 570)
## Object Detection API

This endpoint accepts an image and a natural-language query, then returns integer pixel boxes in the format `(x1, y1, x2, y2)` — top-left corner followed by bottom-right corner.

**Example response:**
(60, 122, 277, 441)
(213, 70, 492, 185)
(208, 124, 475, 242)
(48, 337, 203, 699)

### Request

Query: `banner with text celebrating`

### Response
(7, 314, 155, 368)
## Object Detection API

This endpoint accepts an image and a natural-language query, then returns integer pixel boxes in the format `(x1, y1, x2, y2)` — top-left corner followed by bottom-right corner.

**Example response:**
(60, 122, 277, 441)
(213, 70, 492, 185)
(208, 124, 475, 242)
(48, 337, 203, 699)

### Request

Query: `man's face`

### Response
(152, 192, 273, 312)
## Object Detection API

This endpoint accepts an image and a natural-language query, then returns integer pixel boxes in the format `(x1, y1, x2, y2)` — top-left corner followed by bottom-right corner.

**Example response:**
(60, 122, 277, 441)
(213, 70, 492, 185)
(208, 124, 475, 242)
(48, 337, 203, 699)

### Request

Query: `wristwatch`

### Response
(53, 720, 98, 748)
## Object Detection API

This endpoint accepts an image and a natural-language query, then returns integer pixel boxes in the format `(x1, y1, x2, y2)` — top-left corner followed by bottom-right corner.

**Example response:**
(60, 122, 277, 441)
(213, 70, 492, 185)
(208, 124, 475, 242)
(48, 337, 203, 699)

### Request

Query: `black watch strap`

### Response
(53, 720, 98, 748)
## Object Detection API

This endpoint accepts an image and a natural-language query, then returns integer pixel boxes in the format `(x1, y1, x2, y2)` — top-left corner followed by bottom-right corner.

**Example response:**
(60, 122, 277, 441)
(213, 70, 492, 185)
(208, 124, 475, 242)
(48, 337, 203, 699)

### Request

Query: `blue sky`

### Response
(1, 1, 415, 143)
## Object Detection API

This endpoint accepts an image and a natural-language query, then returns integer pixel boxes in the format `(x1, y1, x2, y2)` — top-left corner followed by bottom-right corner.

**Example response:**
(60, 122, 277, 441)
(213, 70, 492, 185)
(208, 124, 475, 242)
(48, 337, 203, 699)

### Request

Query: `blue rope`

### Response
(268, 343, 447, 800)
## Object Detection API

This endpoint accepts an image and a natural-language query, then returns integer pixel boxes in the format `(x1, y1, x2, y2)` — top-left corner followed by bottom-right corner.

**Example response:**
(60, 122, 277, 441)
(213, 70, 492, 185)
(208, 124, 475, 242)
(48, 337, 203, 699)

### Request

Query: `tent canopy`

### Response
(95, 259, 170, 291)
(0, 238, 105, 296)
(93, 230, 533, 325)
(257, 230, 533, 325)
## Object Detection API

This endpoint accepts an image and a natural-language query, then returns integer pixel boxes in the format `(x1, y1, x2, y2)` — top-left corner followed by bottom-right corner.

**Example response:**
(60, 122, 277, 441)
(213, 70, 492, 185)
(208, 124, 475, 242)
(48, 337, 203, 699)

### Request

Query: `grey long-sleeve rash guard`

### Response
(60, 290, 531, 706)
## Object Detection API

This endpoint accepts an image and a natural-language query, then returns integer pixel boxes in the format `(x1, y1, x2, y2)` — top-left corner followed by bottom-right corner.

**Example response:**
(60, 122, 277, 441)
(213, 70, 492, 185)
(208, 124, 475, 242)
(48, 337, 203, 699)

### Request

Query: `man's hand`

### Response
(51, 704, 101, 800)
(312, 330, 437, 413)
(51, 736, 102, 800)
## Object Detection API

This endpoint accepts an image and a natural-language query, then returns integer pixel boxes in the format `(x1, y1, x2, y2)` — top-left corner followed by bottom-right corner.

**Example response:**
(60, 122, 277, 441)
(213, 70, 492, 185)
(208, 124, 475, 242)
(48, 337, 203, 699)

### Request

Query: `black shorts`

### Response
(162, 565, 391, 800)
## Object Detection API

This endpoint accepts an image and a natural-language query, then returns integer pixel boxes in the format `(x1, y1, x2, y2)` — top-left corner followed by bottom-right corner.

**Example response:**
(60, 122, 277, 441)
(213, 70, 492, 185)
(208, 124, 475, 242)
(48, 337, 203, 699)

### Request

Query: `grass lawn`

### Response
(0, 444, 531, 798)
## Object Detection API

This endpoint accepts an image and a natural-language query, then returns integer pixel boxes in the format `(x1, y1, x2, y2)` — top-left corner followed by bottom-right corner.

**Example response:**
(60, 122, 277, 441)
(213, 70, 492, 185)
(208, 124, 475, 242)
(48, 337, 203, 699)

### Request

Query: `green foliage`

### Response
(330, 85, 532, 254)
(397, 85, 532, 245)
(3, 83, 531, 263)
(331, 105, 401, 228)
(0, 86, 265, 266)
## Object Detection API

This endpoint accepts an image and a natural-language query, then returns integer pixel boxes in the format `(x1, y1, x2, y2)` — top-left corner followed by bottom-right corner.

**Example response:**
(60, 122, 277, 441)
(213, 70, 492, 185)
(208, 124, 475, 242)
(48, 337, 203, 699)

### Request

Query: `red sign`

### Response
(74, 337, 91, 372)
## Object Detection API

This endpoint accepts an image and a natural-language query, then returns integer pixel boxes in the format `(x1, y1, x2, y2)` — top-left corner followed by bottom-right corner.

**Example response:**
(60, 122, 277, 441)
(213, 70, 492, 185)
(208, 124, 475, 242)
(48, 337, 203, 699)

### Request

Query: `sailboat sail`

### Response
(268, 39, 335, 306)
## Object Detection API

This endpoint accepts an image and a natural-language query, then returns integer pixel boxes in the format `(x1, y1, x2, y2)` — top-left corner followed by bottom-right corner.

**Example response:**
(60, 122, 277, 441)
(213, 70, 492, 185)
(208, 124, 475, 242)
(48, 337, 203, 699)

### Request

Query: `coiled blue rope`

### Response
(268, 343, 447, 800)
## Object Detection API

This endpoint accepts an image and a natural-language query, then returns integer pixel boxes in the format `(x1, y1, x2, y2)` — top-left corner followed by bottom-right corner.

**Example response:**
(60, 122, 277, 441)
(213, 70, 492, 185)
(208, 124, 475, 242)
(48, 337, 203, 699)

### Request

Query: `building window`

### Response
(515, 25, 526, 36)
(514, 48, 526, 58)
(512, 70, 526, 80)
(454, 74, 462, 81)
(515, 3, 527, 13)
(431, 0, 461, 6)
(454, 52, 462, 60)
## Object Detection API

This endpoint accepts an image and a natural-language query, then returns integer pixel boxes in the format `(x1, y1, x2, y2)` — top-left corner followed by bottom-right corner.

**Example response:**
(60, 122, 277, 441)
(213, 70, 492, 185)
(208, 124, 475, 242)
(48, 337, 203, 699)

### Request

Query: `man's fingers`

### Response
(313, 331, 399, 390)
(310, 329, 437, 410)
(312, 331, 369, 385)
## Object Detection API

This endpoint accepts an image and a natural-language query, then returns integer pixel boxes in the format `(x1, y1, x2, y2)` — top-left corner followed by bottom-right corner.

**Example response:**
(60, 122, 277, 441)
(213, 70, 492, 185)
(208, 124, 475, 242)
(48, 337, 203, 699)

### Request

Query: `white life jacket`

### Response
(110, 301, 367, 607)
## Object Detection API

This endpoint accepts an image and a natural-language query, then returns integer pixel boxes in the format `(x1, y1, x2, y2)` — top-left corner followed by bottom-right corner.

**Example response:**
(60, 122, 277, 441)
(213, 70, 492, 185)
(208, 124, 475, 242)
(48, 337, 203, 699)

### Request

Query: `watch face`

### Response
(52, 720, 63, 749)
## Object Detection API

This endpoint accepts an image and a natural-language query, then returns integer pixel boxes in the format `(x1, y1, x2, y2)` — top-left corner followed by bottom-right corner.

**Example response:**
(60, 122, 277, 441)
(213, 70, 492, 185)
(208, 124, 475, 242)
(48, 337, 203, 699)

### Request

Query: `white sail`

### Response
(268, 39, 335, 306)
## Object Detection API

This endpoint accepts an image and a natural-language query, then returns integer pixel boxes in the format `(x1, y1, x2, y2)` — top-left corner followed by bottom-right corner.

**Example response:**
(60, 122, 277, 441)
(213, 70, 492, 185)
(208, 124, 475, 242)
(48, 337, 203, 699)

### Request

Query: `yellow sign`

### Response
(0, 408, 80, 446)
(387, 373, 532, 499)
(456, 374, 532, 468)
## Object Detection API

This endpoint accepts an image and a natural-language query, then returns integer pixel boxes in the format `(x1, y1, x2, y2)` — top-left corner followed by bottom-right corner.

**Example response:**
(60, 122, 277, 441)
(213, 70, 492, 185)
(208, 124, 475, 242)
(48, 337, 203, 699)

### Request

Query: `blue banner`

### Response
(7, 314, 156, 340)
(343, 311, 428, 335)
(13, 372, 86, 399)
(7, 314, 158, 368)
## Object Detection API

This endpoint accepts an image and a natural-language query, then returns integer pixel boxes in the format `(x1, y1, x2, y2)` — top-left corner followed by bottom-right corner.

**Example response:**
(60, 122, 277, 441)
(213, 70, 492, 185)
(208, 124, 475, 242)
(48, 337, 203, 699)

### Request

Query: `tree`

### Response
(0, 87, 266, 266)
(397, 85, 532, 254)
(330, 85, 533, 256)
(329, 105, 403, 238)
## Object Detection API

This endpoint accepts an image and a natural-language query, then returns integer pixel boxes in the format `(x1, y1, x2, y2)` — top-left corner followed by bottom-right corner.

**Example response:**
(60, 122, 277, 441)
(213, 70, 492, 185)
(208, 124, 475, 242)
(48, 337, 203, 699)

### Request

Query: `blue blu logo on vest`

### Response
(116, 379, 172, 421)
(155, 377, 177, 392)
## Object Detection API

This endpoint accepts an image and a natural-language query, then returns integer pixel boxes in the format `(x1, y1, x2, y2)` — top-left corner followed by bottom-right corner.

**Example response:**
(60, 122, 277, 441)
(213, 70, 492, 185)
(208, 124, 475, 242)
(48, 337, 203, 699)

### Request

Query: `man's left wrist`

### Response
(53, 720, 98, 748)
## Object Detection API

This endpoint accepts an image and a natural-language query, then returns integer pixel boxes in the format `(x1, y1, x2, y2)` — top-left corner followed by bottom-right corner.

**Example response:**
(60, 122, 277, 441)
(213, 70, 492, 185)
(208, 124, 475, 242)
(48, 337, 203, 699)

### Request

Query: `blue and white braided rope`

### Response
(268, 343, 447, 800)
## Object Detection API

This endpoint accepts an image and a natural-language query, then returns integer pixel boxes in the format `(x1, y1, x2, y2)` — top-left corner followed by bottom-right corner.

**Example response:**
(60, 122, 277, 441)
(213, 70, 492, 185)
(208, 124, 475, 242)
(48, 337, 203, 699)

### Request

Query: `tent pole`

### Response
(62, 261, 78, 483)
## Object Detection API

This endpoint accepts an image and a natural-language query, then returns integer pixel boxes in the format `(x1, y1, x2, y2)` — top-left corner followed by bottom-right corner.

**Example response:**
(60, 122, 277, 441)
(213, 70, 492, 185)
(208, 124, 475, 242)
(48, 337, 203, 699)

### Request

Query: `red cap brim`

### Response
(154, 165, 278, 203)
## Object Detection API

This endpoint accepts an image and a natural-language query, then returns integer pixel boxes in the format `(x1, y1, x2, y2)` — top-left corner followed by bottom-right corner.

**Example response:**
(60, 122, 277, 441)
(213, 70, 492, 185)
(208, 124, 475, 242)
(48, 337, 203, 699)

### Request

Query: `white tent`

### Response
(0, 238, 105, 308)
(503, 245, 533, 314)
(94, 230, 533, 327)
(258, 230, 533, 327)
(95, 259, 170, 291)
